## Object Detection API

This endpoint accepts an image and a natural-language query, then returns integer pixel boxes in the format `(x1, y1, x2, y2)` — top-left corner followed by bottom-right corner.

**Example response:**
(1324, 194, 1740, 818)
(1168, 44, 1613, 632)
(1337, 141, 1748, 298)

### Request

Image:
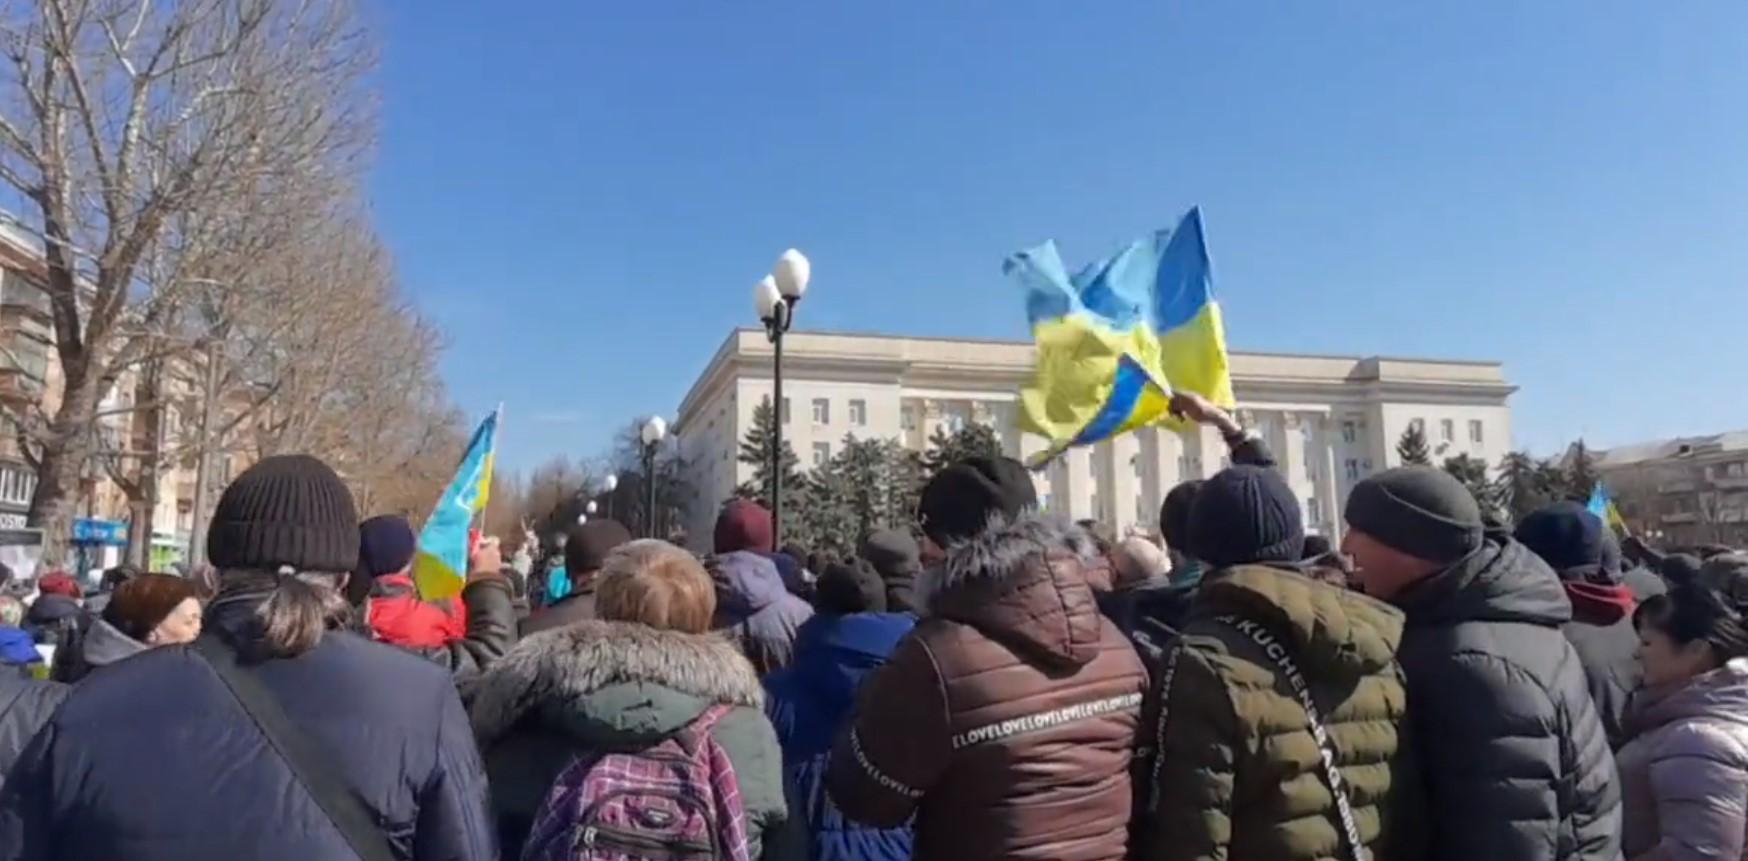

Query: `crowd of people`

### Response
(0, 396, 1743, 860)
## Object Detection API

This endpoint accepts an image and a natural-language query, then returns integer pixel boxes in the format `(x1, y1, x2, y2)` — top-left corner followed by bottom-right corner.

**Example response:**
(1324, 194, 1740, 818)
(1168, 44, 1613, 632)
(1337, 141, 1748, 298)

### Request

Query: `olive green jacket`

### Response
(1138, 565, 1425, 861)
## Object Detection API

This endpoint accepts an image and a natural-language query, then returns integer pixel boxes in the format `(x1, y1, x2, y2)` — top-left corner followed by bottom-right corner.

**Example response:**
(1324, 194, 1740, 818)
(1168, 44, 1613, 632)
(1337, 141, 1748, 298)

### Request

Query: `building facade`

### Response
(675, 329, 1515, 550)
(1595, 431, 1748, 548)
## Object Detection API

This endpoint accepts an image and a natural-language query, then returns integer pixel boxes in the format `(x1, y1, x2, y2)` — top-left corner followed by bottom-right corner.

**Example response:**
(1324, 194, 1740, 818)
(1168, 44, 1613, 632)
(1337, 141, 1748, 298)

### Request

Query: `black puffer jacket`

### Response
(0, 602, 496, 860)
(1392, 538, 1622, 861)
(0, 673, 64, 790)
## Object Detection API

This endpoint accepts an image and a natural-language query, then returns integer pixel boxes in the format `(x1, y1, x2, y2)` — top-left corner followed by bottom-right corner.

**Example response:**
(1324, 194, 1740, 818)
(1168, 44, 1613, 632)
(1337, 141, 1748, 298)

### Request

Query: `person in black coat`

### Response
(520, 518, 631, 636)
(1515, 501, 1645, 748)
(0, 673, 63, 790)
(0, 455, 495, 861)
(1343, 467, 1620, 861)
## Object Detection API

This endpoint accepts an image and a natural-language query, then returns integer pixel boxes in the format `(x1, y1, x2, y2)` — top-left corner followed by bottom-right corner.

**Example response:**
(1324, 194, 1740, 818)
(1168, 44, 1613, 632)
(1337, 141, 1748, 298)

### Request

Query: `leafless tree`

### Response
(0, 0, 374, 561)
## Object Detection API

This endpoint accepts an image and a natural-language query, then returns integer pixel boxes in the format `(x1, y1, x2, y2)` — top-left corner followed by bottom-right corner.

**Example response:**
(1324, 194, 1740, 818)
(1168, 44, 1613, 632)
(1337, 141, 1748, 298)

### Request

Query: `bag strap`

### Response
(191, 636, 398, 861)
(1215, 615, 1369, 861)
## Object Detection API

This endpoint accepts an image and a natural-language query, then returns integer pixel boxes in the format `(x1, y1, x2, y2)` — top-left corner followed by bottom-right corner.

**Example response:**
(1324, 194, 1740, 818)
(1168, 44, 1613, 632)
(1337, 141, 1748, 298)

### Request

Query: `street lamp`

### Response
(586, 501, 598, 515)
(602, 473, 618, 521)
(756, 248, 811, 547)
(641, 416, 668, 538)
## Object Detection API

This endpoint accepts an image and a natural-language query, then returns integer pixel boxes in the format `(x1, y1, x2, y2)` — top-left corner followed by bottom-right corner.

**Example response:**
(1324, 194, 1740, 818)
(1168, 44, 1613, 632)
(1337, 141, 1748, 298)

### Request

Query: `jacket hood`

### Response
(0, 626, 40, 664)
(470, 619, 764, 749)
(81, 617, 148, 668)
(1396, 538, 1573, 629)
(785, 612, 914, 712)
(711, 551, 787, 617)
(1197, 564, 1405, 678)
(1628, 658, 1748, 738)
(921, 511, 1105, 670)
(1564, 581, 1637, 626)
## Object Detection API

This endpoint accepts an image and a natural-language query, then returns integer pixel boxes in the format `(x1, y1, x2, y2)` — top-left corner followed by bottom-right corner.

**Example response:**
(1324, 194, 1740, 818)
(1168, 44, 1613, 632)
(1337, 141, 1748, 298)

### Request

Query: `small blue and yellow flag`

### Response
(413, 408, 500, 600)
(1587, 483, 1629, 535)
(1005, 207, 1235, 464)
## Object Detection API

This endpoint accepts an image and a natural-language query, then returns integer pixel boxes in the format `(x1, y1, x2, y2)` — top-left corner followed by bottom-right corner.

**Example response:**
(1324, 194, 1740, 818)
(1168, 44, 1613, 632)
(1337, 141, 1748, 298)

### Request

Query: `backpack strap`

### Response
(190, 636, 397, 861)
(1215, 615, 1369, 861)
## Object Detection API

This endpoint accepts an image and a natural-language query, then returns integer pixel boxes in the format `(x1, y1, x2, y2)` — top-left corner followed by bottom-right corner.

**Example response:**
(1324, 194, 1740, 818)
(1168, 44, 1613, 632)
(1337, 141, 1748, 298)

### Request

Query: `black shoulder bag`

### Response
(191, 636, 398, 861)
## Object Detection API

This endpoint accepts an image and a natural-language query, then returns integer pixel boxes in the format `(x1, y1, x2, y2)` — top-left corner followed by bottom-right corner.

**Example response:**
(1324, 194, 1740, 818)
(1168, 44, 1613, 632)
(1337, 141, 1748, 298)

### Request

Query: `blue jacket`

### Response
(765, 612, 915, 861)
(0, 629, 40, 668)
(0, 605, 496, 860)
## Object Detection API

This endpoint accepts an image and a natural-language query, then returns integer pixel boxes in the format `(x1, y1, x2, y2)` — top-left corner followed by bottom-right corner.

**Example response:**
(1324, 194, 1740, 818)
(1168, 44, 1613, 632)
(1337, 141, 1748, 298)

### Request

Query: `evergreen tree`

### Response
(1494, 450, 1565, 524)
(735, 397, 804, 513)
(1396, 424, 1432, 466)
(1441, 454, 1499, 519)
(796, 452, 855, 560)
(1565, 439, 1600, 501)
(924, 422, 1005, 476)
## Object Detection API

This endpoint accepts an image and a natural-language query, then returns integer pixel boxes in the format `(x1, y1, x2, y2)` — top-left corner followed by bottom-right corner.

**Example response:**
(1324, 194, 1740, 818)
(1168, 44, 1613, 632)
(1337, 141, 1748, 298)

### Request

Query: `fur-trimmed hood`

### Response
(919, 511, 1107, 670)
(469, 619, 764, 748)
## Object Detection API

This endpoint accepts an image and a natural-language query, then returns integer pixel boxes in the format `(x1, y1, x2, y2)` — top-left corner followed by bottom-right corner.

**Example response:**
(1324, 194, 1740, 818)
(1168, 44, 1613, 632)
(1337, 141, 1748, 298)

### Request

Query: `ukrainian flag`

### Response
(1005, 208, 1235, 463)
(1587, 483, 1629, 535)
(413, 408, 500, 600)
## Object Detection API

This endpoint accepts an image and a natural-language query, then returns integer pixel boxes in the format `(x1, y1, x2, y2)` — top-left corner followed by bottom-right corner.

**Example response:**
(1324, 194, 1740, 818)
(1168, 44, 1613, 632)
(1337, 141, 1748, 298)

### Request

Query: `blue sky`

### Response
(368, 2, 1748, 474)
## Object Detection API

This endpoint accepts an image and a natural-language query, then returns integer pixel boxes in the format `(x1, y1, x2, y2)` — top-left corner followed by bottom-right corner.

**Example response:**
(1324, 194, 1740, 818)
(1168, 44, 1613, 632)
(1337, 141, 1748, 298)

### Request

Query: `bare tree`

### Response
(0, 0, 374, 561)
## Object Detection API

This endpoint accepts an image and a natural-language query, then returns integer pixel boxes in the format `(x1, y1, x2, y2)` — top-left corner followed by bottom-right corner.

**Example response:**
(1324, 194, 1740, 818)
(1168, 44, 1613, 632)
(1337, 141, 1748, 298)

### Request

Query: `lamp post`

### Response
(756, 249, 811, 547)
(603, 473, 618, 521)
(640, 417, 668, 538)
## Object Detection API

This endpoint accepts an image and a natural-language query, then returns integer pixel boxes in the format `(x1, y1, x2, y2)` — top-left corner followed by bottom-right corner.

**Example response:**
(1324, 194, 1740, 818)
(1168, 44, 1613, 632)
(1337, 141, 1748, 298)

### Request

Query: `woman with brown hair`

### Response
(470, 539, 797, 859)
(55, 572, 205, 683)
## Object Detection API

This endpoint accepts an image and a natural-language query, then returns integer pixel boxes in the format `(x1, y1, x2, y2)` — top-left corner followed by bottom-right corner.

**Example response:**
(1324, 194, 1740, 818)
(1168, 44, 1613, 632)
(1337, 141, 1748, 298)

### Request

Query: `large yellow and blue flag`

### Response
(1005, 207, 1235, 464)
(413, 407, 500, 600)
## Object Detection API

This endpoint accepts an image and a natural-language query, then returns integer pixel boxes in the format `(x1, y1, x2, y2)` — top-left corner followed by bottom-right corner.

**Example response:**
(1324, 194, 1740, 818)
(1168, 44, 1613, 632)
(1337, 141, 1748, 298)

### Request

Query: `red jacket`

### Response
(365, 574, 467, 649)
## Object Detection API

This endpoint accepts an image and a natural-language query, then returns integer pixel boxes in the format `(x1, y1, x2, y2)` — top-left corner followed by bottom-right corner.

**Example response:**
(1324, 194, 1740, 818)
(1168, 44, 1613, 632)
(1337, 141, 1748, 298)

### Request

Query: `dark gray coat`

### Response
(1393, 538, 1623, 861)
(0, 674, 64, 790)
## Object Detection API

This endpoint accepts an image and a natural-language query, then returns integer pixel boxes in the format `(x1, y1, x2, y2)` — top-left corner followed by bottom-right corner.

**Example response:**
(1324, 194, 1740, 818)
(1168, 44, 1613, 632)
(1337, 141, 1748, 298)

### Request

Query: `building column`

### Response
(1313, 415, 1342, 540)
(1096, 434, 1140, 533)
(1139, 427, 1183, 532)
(1054, 445, 1094, 521)
(1277, 412, 1312, 525)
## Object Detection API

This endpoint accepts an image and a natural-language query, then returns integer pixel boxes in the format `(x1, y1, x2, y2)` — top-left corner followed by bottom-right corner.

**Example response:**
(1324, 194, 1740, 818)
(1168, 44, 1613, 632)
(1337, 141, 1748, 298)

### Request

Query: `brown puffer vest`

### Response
(827, 513, 1147, 861)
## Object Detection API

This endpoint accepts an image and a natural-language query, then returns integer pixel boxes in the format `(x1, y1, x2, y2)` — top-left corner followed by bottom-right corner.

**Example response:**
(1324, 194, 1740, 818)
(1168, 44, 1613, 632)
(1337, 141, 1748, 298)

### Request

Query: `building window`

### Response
(781, 398, 791, 425)
(900, 408, 916, 431)
(811, 398, 830, 425)
(1341, 421, 1357, 444)
(812, 442, 831, 468)
(1469, 420, 1484, 444)
(1345, 459, 1360, 481)
(1440, 419, 1454, 443)
(849, 399, 866, 427)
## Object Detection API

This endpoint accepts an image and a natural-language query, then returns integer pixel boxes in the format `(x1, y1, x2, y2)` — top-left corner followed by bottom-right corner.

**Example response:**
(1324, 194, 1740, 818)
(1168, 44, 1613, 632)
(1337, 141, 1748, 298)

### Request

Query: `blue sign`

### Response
(72, 519, 127, 546)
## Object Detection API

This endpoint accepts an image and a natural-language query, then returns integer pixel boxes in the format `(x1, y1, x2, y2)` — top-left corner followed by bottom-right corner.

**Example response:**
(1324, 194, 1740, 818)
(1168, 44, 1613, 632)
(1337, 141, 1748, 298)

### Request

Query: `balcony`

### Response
(1659, 480, 1699, 495)
(1712, 475, 1748, 490)
(1662, 512, 1699, 524)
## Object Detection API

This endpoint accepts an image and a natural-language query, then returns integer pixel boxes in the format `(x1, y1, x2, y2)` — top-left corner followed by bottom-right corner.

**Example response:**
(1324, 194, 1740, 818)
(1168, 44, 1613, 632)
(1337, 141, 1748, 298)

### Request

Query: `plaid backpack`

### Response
(522, 704, 752, 861)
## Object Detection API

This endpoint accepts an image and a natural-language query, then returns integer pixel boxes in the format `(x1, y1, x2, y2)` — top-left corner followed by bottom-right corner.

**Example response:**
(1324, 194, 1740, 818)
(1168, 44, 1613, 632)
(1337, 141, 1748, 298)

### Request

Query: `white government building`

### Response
(675, 329, 1515, 548)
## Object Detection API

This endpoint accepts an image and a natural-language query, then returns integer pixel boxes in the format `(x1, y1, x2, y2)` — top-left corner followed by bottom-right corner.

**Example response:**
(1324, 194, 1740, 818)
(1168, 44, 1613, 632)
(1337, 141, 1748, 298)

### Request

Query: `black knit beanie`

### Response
(816, 558, 887, 615)
(1345, 466, 1483, 564)
(1187, 465, 1305, 568)
(207, 455, 359, 573)
(918, 456, 1037, 547)
(565, 519, 633, 578)
(1159, 479, 1205, 557)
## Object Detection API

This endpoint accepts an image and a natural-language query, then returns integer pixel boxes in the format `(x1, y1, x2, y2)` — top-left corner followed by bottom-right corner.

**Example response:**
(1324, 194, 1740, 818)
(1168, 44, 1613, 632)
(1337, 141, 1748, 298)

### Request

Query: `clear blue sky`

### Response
(367, 2, 1748, 474)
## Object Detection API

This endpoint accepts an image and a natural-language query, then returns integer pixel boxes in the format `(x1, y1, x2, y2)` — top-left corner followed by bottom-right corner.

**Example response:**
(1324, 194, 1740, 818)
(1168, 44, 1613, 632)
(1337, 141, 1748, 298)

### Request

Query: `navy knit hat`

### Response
(357, 515, 417, 579)
(207, 455, 359, 574)
(565, 519, 632, 577)
(1159, 479, 1205, 557)
(1345, 467, 1484, 564)
(918, 456, 1037, 547)
(1187, 465, 1305, 568)
(1514, 502, 1618, 584)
